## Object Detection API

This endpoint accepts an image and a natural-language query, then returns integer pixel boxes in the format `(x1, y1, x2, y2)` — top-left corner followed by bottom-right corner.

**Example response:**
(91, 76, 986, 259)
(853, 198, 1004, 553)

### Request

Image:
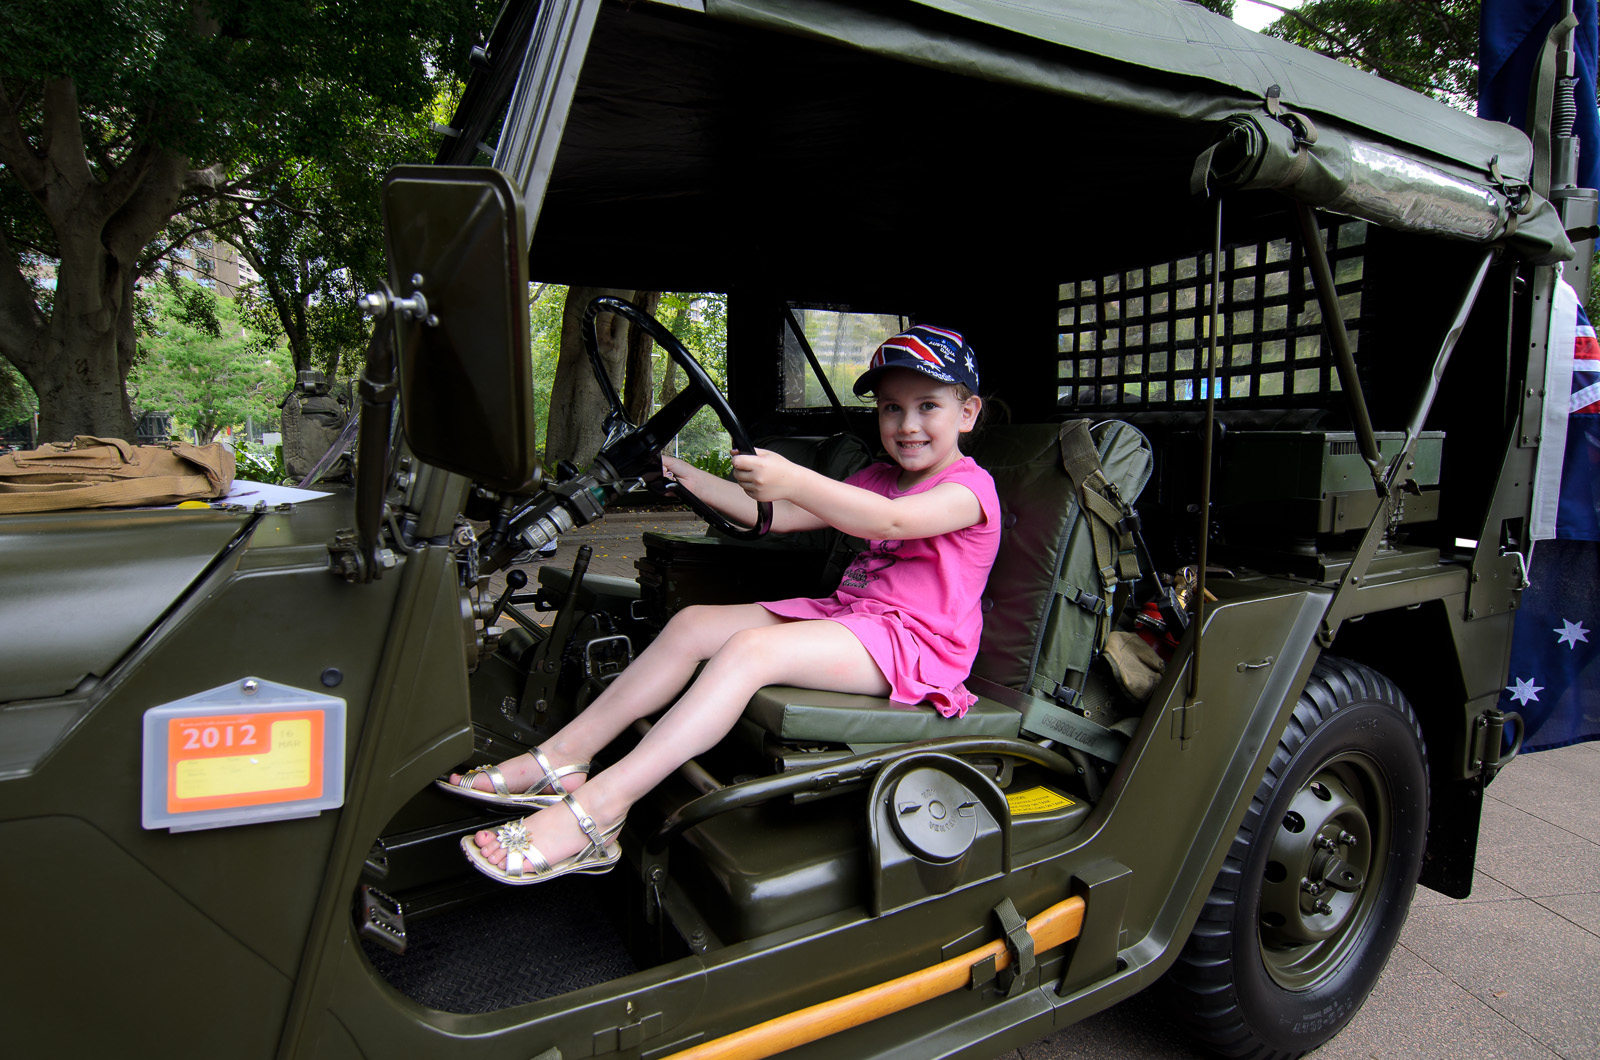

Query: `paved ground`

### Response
(1005, 740, 1600, 1060)
(520, 510, 1600, 1060)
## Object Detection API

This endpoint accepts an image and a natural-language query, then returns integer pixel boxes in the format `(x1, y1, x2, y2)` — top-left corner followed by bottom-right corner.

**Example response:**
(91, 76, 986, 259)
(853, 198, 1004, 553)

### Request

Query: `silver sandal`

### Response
(459, 791, 622, 885)
(433, 746, 591, 808)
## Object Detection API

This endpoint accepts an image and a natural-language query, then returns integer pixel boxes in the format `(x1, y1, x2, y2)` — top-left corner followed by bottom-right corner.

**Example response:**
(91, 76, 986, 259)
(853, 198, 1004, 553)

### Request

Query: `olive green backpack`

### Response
(969, 419, 1154, 711)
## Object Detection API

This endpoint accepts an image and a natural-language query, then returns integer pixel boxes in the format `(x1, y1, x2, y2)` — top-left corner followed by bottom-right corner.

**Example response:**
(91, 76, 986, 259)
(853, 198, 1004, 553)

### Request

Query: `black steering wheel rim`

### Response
(581, 296, 771, 539)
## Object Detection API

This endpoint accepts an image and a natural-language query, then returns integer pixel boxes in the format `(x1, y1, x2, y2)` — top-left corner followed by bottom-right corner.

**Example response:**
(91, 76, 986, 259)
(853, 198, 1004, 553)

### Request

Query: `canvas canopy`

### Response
(521, 0, 1572, 290)
(713, 0, 1570, 258)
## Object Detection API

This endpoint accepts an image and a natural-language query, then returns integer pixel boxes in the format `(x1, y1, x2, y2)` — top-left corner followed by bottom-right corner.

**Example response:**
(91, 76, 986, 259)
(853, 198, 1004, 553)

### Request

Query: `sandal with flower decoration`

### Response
(460, 791, 622, 886)
(433, 746, 591, 809)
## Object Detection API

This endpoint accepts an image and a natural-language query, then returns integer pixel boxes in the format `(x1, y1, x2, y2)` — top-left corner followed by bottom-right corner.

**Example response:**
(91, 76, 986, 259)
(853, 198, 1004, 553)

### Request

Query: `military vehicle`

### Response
(3, 1, 1591, 1058)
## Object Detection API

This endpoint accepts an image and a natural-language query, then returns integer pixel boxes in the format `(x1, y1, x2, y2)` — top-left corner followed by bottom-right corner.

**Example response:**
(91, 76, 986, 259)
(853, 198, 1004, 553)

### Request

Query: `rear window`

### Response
(1057, 221, 1366, 408)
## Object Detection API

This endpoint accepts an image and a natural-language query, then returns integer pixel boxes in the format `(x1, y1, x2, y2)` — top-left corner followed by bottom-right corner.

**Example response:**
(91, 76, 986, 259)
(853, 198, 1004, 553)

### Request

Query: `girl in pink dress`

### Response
(445, 326, 1000, 884)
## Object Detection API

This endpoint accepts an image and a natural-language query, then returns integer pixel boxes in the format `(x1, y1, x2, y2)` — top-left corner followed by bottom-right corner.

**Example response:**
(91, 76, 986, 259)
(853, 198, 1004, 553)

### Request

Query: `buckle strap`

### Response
(1060, 583, 1108, 616)
(992, 897, 1035, 996)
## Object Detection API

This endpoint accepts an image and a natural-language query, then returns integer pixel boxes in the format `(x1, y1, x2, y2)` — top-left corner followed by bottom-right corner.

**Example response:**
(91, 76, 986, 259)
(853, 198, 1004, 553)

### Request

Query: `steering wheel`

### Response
(582, 296, 772, 539)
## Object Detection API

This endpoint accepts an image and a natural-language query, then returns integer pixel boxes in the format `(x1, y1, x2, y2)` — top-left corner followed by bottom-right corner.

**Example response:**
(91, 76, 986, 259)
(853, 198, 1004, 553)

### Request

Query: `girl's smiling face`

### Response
(872, 368, 982, 488)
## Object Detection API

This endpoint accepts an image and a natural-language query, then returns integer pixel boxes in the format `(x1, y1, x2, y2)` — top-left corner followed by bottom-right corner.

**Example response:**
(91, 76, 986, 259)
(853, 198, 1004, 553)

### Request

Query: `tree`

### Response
(0, 357, 36, 439)
(230, 192, 381, 382)
(227, 86, 453, 382)
(1254, 0, 1479, 106)
(545, 287, 657, 468)
(534, 286, 732, 471)
(0, 0, 484, 441)
(130, 276, 291, 446)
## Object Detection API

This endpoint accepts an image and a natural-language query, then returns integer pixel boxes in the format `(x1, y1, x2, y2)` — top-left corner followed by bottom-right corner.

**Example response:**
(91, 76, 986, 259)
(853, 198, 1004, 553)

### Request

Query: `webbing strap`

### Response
(1059, 421, 1137, 657)
(992, 897, 1035, 995)
(1079, 483, 1126, 591)
(1056, 420, 1102, 489)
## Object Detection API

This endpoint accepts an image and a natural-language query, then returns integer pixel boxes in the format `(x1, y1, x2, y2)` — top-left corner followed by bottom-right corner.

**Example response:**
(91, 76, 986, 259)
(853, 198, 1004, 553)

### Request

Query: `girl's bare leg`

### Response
(448, 603, 784, 796)
(473, 617, 888, 869)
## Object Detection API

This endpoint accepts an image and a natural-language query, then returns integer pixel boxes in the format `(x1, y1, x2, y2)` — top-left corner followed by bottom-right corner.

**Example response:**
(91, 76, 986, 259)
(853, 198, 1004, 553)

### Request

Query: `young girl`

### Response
(443, 325, 1001, 884)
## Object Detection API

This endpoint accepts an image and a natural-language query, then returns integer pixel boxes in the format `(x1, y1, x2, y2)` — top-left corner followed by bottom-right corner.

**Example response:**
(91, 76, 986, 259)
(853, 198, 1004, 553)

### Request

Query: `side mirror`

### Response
(380, 165, 540, 491)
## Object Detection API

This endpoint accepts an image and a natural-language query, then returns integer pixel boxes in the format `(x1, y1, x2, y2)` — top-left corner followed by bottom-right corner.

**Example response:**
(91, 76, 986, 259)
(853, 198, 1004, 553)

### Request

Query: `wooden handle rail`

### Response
(662, 895, 1086, 1060)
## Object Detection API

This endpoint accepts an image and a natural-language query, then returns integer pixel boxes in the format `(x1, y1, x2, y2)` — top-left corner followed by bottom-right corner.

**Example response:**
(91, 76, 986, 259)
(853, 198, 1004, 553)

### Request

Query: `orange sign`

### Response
(165, 711, 325, 814)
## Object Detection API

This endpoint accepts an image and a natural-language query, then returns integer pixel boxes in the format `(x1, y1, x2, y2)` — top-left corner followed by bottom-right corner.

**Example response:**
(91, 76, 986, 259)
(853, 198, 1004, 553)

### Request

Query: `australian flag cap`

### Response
(853, 325, 980, 397)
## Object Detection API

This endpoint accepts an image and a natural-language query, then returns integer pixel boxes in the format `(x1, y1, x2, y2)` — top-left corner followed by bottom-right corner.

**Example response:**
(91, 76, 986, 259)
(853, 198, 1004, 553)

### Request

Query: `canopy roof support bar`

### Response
(1184, 194, 1223, 733)
(1295, 202, 1384, 492)
(495, 0, 603, 251)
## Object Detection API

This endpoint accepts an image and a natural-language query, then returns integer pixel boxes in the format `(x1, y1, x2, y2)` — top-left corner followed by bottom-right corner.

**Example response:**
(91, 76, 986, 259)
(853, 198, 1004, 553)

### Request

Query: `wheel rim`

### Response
(1257, 751, 1390, 991)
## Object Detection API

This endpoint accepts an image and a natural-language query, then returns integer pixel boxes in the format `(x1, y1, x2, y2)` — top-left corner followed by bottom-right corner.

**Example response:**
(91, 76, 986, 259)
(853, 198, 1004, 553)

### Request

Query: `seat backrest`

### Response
(967, 421, 1153, 695)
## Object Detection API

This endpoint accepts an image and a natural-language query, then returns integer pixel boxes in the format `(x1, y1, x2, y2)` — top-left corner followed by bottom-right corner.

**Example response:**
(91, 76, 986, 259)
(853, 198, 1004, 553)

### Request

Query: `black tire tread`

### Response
(1161, 656, 1428, 1060)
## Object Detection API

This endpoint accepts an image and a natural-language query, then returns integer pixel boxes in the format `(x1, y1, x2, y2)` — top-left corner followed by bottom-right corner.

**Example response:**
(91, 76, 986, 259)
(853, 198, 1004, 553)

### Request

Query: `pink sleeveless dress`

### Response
(760, 457, 1001, 717)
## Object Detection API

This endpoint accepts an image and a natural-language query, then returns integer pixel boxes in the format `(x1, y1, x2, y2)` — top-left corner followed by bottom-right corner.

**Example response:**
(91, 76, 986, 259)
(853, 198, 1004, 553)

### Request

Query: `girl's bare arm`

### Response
(662, 454, 829, 533)
(731, 450, 983, 539)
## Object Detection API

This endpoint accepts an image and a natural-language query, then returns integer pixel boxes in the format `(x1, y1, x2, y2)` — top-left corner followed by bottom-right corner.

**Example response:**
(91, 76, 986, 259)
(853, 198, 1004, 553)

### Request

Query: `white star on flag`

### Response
(1554, 619, 1590, 649)
(1506, 677, 1544, 706)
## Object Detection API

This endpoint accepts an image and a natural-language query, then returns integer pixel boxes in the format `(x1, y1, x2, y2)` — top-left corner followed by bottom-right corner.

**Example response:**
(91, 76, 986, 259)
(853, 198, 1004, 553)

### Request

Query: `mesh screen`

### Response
(1056, 222, 1365, 408)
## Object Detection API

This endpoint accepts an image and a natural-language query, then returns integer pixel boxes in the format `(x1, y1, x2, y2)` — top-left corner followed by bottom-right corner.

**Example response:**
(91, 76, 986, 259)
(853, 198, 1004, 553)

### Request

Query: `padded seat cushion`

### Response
(747, 685, 1022, 743)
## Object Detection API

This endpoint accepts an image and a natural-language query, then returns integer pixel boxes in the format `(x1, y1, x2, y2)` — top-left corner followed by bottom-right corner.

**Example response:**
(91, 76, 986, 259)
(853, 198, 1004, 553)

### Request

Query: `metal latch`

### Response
(1470, 708, 1525, 779)
(584, 634, 634, 679)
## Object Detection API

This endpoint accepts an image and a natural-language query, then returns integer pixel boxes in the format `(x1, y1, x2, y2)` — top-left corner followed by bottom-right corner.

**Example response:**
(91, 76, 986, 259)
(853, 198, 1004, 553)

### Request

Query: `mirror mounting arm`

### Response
(329, 310, 400, 584)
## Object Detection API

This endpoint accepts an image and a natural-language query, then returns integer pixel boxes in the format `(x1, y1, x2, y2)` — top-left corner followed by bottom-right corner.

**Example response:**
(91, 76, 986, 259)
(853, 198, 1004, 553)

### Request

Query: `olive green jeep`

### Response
(2, 3, 1589, 1059)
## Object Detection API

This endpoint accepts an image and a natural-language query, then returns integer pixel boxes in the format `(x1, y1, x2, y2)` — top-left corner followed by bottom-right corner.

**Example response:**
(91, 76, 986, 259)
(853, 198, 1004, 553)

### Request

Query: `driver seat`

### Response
(738, 421, 1152, 758)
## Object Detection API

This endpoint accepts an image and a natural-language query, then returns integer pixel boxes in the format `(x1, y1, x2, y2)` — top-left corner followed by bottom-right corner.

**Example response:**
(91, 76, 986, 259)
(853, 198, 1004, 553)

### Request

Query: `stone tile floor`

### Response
(518, 511, 1600, 1060)
(1007, 740, 1600, 1060)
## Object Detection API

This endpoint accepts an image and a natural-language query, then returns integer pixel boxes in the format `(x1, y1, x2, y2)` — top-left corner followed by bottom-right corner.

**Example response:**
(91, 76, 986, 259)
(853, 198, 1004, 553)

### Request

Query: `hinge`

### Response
(1172, 697, 1202, 743)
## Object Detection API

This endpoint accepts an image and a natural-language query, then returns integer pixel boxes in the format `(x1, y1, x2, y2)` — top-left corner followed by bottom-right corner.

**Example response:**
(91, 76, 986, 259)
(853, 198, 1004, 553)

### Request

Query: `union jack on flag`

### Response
(1572, 314, 1600, 415)
(873, 334, 950, 372)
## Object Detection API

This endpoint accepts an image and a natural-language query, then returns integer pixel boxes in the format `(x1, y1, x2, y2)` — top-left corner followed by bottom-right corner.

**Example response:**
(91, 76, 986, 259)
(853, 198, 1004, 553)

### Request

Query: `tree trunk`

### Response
(623, 290, 661, 425)
(11, 228, 139, 442)
(0, 78, 195, 441)
(546, 286, 639, 467)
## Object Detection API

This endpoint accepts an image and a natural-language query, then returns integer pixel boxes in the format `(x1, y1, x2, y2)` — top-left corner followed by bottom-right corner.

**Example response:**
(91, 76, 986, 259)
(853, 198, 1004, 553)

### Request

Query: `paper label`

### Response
(1006, 785, 1077, 816)
(166, 711, 324, 813)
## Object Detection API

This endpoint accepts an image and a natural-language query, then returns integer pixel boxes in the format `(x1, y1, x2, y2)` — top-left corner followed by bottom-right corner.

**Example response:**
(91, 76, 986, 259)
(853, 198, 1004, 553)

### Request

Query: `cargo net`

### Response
(1057, 221, 1365, 409)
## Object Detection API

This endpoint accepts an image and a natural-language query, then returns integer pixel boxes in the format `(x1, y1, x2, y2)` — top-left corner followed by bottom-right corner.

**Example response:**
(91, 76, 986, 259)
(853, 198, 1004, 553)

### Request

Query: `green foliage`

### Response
(523, 281, 568, 458)
(688, 450, 735, 479)
(0, 0, 491, 433)
(1260, 0, 1479, 107)
(130, 278, 292, 445)
(655, 292, 732, 466)
(0, 357, 37, 431)
(233, 438, 287, 484)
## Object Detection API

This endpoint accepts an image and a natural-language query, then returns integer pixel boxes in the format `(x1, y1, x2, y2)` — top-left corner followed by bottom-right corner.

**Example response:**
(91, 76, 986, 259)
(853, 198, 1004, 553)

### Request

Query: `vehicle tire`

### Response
(1162, 656, 1429, 1060)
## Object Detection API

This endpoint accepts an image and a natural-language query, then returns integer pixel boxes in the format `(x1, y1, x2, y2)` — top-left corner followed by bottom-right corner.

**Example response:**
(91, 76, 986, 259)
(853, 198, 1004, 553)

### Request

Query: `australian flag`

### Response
(1499, 289, 1600, 750)
(1482, 1, 1600, 749)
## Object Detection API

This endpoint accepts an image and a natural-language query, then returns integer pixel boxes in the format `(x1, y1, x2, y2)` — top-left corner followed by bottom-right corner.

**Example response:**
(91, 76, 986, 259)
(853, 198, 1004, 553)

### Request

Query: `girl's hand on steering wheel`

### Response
(731, 448, 796, 503)
(661, 454, 698, 491)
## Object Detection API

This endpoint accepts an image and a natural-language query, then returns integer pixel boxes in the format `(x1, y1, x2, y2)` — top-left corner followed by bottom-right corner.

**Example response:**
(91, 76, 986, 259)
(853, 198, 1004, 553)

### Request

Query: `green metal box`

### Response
(1215, 431, 1445, 534)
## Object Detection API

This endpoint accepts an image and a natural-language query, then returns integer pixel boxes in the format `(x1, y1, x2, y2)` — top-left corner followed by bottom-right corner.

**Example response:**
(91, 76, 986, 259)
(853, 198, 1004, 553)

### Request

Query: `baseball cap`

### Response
(853, 325, 980, 397)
